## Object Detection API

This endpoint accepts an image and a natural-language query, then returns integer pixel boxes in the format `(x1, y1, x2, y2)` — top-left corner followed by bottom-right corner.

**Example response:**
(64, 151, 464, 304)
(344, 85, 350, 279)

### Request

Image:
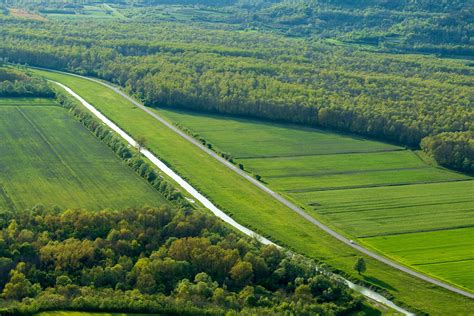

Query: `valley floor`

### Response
(32, 68, 474, 315)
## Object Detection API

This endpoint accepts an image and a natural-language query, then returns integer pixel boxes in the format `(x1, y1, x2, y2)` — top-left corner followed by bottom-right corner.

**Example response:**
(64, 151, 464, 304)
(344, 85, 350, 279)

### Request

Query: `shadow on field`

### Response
(363, 275, 397, 292)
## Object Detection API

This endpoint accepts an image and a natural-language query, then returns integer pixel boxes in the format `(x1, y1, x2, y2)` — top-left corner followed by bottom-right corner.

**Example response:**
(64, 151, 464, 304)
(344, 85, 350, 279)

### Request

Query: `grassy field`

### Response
(0, 98, 167, 211)
(295, 181, 474, 237)
(157, 109, 474, 293)
(32, 69, 474, 314)
(363, 227, 474, 291)
(166, 111, 400, 158)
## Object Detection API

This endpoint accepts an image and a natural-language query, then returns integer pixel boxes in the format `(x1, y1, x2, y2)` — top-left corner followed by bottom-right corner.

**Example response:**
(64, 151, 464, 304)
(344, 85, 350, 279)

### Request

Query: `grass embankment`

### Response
(0, 98, 167, 211)
(33, 69, 474, 314)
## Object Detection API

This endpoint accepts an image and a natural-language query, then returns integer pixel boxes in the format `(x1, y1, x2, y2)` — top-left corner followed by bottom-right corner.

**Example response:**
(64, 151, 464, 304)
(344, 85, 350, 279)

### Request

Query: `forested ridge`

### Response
(0, 1, 472, 172)
(0, 205, 365, 315)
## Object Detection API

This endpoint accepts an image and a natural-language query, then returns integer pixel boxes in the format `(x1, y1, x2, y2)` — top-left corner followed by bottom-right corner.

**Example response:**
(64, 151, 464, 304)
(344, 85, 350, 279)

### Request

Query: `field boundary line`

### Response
(286, 178, 474, 193)
(314, 199, 473, 215)
(0, 185, 16, 212)
(266, 166, 430, 178)
(359, 224, 474, 239)
(236, 148, 405, 159)
(38, 67, 474, 300)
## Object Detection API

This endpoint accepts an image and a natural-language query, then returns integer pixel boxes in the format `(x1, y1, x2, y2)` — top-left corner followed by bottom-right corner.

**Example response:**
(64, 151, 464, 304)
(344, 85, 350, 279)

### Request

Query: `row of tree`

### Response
(0, 205, 365, 315)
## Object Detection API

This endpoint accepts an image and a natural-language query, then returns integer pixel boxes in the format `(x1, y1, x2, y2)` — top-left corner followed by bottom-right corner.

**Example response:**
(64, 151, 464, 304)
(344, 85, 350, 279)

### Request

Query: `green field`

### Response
(168, 112, 399, 158)
(363, 228, 474, 290)
(32, 69, 474, 314)
(0, 98, 166, 211)
(158, 109, 474, 292)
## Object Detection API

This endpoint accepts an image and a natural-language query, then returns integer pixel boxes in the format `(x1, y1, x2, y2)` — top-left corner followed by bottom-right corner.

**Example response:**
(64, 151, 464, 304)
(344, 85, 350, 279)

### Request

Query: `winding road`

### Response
(43, 68, 473, 302)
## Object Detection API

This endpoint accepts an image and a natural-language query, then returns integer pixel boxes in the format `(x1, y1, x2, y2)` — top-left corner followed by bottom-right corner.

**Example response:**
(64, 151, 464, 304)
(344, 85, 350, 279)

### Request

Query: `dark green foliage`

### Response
(0, 68, 54, 97)
(0, 206, 362, 315)
(353, 258, 367, 276)
(421, 131, 474, 173)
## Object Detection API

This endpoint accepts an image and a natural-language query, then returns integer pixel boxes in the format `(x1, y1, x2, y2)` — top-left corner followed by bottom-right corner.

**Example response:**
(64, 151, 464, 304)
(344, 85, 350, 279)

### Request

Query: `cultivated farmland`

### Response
(159, 108, 474, 292)
(32, 69, 474, 314)
(0, 98, 166, 211)
(364, 227, 474, 291)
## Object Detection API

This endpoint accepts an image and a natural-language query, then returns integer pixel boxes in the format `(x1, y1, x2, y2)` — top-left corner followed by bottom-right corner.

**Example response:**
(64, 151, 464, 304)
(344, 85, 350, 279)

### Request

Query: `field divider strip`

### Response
(266, 166, 431, 178)
(235, 148, 405, 160)
(285, 178, 474, 193)
(44, 68, 474, 303)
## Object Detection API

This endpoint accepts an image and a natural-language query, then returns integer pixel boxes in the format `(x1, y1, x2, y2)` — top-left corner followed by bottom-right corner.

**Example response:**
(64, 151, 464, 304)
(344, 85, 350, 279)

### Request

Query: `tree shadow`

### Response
(363, 275, 397, 292)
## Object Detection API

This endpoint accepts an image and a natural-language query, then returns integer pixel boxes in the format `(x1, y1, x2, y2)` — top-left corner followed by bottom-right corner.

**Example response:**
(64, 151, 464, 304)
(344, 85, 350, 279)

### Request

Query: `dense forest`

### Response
(0, 68, 53, 97)
(0, 205, 365, 315)
(421, 131, 474, 173)
(0, 2, 472, 169)
(5, 0, 473, 55)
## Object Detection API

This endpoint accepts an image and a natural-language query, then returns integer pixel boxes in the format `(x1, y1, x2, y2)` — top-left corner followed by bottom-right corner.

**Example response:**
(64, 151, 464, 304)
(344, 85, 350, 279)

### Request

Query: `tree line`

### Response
(421, 131, 474, 173)
(0, 68, 54, 97)
(0, 13, 471, 171)
(0, 204, 365, 315)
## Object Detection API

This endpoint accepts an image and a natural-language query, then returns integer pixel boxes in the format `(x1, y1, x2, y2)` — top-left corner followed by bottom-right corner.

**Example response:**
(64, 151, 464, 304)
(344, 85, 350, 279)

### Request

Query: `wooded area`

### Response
(0, 206, 363, 315)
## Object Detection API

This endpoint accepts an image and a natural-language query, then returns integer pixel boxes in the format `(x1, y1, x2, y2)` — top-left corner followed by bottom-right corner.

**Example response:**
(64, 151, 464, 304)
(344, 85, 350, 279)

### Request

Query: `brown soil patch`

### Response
(9, 8, 47, 21)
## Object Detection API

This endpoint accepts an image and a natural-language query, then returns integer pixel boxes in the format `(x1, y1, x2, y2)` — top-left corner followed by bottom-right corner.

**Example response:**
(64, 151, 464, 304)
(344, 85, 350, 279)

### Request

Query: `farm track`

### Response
(235, 148, 405, 159)
(358, 224, 474, 239)
(40, 67, 474, 300)
(286, 178, 474, 193)
(266, 166, 430, 178)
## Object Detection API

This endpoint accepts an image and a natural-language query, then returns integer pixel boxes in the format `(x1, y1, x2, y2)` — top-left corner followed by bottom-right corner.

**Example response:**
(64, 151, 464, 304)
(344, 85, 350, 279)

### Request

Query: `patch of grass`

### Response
(160, 109, 400, 158)
(0, 97, 57, 106)
(270, 168, 468, 192)
(0, 99, 166, 211)
(32, 69, 474, 314)
(241, 150, 427, 177)
(362, 227, 474, 291)
(295, 181, 474, 238)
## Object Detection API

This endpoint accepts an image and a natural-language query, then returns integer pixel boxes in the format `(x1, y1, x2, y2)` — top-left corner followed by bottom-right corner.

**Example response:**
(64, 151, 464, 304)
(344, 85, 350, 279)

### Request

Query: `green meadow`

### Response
(156, 108, 474, 293)
(32, 69, 474, 314)
(165, 110, 399, 158)
(363, 227, 474, 291)
(0, 98, 166, 211)
(295, 181, 474, 237)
